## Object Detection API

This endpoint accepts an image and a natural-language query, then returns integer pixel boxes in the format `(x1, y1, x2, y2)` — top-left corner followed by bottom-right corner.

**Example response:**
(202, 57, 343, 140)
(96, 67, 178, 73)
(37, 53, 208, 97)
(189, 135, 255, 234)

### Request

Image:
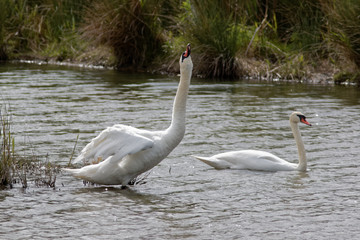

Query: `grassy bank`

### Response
(0, 0, 359, 84)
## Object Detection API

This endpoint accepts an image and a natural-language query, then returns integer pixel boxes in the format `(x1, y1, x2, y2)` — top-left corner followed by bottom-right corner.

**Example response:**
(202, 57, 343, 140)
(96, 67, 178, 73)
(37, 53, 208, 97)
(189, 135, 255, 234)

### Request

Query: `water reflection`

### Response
(71, 185, 165, 207)
(285, 171, 310, 189)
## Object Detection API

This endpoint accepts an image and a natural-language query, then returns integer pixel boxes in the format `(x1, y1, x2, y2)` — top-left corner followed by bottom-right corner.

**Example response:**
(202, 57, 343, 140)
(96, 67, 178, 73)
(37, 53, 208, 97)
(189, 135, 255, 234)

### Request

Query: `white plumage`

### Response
(64, 44, 193, 186)
(193, 112, 312, 172)
(193, 150, 298, 171)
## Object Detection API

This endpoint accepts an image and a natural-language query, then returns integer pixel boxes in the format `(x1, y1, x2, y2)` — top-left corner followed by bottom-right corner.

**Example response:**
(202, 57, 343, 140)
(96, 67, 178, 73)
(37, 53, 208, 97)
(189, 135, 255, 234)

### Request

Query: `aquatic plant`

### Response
(0, 104, 14, 187)
(0, 103, 60, 189)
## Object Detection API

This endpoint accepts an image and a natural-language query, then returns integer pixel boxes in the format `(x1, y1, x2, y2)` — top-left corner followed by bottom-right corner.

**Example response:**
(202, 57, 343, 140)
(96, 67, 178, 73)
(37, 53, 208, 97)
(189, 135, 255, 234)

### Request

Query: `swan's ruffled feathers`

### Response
(73, 124, 154, 165)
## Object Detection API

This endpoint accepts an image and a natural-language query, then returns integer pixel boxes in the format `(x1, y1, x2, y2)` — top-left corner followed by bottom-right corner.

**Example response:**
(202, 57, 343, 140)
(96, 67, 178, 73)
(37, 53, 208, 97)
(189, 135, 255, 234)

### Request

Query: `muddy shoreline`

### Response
(6, 57, 357, 87)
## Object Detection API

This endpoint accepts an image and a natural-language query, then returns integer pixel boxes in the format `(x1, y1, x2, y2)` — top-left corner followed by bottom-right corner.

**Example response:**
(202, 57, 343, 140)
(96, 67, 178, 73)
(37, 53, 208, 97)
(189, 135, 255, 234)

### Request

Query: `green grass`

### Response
(180, 0, 254, 79)
(0, 0, 86, 60)
(0, 0, 359, 82)
(321, 0, 360, 71)
(81, 0, 177, 70)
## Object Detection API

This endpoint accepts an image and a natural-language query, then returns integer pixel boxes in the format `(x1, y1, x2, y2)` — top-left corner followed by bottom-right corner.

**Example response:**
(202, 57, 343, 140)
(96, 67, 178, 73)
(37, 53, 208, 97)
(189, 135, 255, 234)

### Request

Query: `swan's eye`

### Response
(297, 114, 305, 120)
(297, 114, 312, 126)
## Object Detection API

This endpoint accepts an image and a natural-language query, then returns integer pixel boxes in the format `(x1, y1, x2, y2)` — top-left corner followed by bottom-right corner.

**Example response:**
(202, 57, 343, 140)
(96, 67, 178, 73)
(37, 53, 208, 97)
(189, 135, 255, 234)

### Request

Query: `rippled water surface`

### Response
(0, 63, 359, 239)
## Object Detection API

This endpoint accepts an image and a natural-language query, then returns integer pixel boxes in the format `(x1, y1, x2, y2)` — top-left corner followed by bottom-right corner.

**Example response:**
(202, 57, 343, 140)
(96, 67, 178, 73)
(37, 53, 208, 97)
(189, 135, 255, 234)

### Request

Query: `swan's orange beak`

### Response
(181, 43, 191, 62)
(301, 118, 312, 126)
(183, 47, 189, 58)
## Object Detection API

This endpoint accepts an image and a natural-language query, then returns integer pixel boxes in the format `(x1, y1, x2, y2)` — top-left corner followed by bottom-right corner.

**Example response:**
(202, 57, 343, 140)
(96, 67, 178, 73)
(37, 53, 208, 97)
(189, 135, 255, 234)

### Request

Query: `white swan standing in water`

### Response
(193, 112, 312, 171)
(64, 44, 193, 186)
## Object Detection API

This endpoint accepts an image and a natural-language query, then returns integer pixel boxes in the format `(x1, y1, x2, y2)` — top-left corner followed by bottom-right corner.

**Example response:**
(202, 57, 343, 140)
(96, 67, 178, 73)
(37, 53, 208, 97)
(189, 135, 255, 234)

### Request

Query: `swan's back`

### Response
(194, 150, 297, 171)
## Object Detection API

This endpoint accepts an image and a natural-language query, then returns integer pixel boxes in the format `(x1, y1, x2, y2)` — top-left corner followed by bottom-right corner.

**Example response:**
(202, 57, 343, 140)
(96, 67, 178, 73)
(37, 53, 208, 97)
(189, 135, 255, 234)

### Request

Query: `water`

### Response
(0, 62, 359, 239)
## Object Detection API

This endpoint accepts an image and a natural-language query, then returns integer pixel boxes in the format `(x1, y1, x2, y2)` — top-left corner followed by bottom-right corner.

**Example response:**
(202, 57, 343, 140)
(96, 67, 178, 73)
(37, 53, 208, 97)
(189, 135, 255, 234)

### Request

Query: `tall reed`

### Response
(81, 0, 177, 69)
(269, 0, 324, 53)
(0, 0, 359, 82)
(0, 0, 86, 60)
(320, 0, 360, 71)
(181, 0, 258, 79)
(0, 105, 14, 187)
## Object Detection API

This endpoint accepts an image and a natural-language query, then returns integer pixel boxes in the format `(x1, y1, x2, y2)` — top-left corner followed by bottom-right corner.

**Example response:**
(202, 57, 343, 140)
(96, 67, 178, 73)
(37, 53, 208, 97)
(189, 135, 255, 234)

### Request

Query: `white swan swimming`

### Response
(193, 112, 311, 171)
(64, 44, 193, 186)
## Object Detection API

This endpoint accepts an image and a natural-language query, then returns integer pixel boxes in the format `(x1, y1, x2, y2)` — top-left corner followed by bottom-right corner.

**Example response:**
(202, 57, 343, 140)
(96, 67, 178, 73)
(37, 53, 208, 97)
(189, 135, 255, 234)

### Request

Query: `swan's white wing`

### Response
(192, 155, 233, 169)
(73, 125, 154, 165)
(197, 150, 296, 171)
(237, 150, 295, 171)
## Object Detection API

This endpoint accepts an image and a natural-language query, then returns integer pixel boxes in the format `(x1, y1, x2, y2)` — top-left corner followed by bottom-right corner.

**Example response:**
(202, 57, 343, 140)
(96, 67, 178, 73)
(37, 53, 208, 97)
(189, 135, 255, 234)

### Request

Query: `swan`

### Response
(64, 43, 193, 186)
(193, 112, 311, 171)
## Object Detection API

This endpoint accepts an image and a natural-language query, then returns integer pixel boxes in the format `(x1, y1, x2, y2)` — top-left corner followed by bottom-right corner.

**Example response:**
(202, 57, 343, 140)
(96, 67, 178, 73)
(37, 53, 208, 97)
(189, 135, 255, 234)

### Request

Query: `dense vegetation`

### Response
(0, 0, 359, 83)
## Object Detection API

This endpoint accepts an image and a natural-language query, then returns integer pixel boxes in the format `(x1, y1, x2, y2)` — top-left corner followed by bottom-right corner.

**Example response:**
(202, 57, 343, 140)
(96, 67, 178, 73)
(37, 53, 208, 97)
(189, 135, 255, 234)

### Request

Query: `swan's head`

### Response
(290, 112, 312, 126)
(180, 43, 193, 74)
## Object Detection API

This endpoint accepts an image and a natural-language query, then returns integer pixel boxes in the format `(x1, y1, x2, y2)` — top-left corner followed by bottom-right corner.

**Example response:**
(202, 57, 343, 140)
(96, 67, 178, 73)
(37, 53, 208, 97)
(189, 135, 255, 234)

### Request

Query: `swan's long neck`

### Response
(290, 121, 307, 171)
(166, 64, 192, 146)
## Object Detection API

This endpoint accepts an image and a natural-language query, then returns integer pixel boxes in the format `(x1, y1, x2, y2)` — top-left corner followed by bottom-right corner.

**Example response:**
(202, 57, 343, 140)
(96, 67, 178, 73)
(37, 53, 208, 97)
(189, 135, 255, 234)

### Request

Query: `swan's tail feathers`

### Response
(62, 168, 81, 177)
(192, 155, 231, 169)
(62, 168, 90, 181)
